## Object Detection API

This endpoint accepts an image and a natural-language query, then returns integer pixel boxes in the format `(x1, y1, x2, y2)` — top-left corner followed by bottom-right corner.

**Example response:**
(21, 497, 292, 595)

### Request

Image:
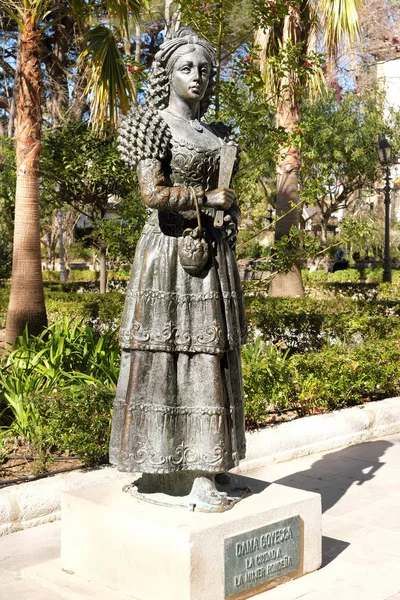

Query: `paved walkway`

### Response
(1, 433, 400, 600)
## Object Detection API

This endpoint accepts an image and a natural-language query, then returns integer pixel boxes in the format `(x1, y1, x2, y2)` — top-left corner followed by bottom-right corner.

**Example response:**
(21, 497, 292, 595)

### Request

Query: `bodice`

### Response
(168, 132, 221, 192)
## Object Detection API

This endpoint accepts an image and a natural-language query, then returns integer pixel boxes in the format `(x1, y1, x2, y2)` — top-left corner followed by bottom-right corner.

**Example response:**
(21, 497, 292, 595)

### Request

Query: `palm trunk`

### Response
(5, 15, 47, 346)
(269, 142, 304, 297)
(268, 7, 304, 298)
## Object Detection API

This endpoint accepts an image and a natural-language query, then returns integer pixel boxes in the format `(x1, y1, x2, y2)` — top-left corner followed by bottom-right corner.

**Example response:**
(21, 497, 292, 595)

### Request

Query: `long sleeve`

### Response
(137, 158, 204, 212)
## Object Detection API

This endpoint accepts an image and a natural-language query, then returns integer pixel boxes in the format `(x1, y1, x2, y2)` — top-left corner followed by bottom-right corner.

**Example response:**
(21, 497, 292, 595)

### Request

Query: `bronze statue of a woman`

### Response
(110, 28, 248, 511)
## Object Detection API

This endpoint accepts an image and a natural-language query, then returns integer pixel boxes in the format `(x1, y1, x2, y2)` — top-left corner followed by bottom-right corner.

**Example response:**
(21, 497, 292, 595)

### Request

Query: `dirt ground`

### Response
(0, 453, 84, 485)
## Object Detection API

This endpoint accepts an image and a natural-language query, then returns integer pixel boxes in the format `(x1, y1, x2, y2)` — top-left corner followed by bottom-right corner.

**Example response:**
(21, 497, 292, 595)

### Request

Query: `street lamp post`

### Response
(376, 135, 393, 284)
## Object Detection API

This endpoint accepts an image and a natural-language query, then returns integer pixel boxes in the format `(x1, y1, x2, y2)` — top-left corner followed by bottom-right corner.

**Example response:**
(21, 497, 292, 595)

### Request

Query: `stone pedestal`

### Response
(25, 476, 322, 600)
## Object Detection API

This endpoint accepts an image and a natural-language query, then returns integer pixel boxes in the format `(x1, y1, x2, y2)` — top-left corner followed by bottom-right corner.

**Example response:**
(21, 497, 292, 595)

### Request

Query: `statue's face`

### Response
(170, 48, 211, 102)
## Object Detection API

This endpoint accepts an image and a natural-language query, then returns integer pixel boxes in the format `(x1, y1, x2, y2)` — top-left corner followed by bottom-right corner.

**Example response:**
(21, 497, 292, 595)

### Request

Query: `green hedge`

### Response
(242, 337, 400, 428)
(245, 295, 400, 353)
(45, 292, 125, 326)
(3, 284, 400, 438)
(41, 270, 130, 283)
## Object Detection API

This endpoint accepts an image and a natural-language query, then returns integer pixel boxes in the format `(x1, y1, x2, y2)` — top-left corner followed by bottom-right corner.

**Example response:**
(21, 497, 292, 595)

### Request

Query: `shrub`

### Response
(45, 291, 125, 328)
(245, 294, 400, 352)
(0, 238, 12, 279)
(29, 385, 114, 466)
(328, 268, 360, 283)
(322, 282, 379, 301)
(68, 269, 99, 282)
(242, 334, 400, 427)
(242, 339, 292, 428)
(245, 296, 331, 352)
(302, 270, 329, 285)
(42, 271, 62, 282)
(0, 320, 119, 436)
(290, 340, 400, 416)
(364, 268, 383, 283)
(0, 321, 119, 469)
(107, 270, 130, 281)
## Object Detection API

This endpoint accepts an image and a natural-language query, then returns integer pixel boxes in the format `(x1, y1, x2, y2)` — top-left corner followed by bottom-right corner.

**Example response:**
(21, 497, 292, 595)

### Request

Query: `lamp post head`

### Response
(377, 134, 392, 166)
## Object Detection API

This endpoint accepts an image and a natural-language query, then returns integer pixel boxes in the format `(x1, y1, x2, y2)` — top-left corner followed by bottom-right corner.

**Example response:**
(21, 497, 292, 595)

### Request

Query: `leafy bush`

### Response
(0, 320, 119, 436)
(69, 269, 99, 282)
(328, 268, 360, 283)
(0, 238, 12, 279)
(245, 296, 331, 352)
(29, 385, 114, 466)
(322, 282, 379, 301)
(107, 270, 130, 281)
(42, 271, 62, 282)
(290, 340, 400, 416)
(242, 334, 400, 427)
(45, 291, 125, 328)
(245, 295, 400, 352)
(242, 339, 292, 428)
(364, 268, 383, 283)
(302, 270, 329, 285)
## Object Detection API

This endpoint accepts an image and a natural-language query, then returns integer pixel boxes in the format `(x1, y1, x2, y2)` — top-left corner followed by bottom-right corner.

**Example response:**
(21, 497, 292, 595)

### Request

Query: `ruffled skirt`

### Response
(109, 210, 247, 473)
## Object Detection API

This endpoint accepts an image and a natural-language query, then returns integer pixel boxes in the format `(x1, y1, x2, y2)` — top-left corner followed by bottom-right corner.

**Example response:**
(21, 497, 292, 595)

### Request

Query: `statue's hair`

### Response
(146, 27, 216, 118)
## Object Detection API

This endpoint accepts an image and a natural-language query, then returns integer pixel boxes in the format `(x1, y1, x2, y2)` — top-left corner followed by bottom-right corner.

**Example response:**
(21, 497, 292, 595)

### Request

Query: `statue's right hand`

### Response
(205, 188, 235, 210)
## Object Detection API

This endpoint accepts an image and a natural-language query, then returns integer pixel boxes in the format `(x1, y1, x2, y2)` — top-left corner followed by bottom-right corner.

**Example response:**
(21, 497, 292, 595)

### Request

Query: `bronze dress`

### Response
(109, 107, 247, 474)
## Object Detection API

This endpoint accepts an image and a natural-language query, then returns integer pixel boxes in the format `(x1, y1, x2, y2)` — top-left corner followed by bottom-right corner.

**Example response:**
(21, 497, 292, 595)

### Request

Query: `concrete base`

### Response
(24, 477, 322, 600)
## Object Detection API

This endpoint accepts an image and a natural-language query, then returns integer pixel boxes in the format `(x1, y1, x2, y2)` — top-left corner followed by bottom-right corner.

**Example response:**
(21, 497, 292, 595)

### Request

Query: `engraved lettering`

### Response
(225, 517, 300, 597)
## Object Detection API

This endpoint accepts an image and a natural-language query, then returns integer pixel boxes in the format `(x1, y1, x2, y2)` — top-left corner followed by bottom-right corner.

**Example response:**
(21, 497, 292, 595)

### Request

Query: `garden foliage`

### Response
(0, 320, 119, 469)
(3, 277, 400, 467)
(243, 288, 400, 427)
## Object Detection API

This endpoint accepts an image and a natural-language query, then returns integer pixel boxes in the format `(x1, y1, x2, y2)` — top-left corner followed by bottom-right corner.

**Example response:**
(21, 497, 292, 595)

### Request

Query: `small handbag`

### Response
(178, 187, 210, 275)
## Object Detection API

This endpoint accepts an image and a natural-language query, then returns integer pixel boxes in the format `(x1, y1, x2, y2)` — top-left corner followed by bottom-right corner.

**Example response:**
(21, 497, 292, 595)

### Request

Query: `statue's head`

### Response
(147, 28, 216, 116)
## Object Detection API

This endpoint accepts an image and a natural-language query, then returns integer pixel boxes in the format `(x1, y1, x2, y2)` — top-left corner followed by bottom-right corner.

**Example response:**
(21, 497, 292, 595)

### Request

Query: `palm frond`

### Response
(102, 0, 145, 41)
(321, 0, 362, 52)
(79, 24, 135, 132)
(67, 0, 91, 29)
(0, 0, 24, 28)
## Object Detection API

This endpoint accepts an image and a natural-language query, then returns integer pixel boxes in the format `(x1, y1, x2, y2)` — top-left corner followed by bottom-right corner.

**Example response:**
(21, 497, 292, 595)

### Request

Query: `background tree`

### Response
(0, 0, 144, 345)
(41, 122, 146, 292)
(255, 0, 362, 297)
(300, 88, 400, 245)
(180, 0, 254, 118)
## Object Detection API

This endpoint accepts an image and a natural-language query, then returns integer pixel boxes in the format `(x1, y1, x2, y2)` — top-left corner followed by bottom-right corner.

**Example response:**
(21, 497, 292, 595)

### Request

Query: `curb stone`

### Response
(1, 396, 399, 536)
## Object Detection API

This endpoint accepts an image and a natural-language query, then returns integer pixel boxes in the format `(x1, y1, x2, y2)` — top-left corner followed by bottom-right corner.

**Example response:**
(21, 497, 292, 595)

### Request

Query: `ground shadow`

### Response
(246, 440, 394, 567)
(274, 439, 393, 513)
(321, 536, 350, 567)
(235, 475, 271, 495)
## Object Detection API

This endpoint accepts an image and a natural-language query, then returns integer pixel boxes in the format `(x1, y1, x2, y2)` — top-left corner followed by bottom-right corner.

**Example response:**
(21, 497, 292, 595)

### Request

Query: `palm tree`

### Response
(256, 0, 362, 297)
(1, 0, 143, 346)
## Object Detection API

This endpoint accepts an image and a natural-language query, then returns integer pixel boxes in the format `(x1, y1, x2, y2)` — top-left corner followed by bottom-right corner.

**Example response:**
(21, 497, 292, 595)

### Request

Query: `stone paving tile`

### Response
(1, 434, 400, 599)
(0, 567, 17, 585)
(0, 578, 64, 600)
(0, 521, 60, 575)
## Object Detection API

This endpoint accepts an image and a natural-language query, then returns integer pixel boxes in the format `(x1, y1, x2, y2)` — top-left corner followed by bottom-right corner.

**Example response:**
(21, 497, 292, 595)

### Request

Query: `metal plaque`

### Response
(224, 516, 301, 598)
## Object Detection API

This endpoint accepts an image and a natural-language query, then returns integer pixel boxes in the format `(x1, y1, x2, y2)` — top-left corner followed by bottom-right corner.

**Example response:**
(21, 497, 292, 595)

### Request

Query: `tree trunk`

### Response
(268, 8, 305, 298)
(99, 240, 107, 294)
(268, 151, 305, 297)
(320, 213, 330, 246)
(5, 16, 47, 346)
